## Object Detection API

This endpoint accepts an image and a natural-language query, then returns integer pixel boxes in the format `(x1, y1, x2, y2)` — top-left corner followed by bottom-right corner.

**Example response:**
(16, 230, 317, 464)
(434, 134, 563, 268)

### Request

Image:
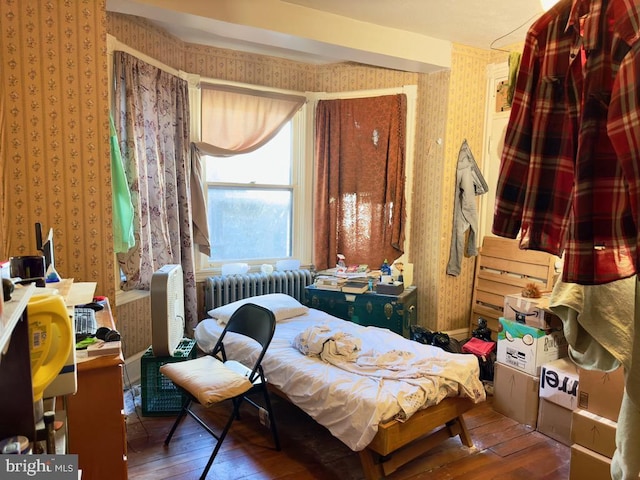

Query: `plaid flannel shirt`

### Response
(493, 0, 640, 285)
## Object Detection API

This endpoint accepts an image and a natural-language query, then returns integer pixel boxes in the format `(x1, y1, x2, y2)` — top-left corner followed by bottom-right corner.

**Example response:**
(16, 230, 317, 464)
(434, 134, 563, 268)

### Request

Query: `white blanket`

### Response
(292, 324, 362, 362)
(195, 308, 485, 451)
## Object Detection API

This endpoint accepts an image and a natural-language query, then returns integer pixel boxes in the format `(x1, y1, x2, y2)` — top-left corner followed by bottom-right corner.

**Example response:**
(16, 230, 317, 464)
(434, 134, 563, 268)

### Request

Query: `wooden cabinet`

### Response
(304, 285, 417, 337)
(66, 300, 127, 480)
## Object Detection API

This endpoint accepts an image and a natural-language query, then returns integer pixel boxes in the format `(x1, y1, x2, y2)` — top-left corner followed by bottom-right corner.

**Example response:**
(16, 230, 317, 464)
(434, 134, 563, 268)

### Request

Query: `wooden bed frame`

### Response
(203, 281, 479, 478)
(270, 386, 476, 480)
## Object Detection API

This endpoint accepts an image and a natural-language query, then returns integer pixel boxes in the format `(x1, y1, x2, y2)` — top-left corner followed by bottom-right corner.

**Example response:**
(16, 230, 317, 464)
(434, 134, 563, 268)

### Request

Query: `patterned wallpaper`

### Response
(411, 70, 450, 329)
(106, 13, 505, 336)
(438, 44, 494, 332)
(0, 3, 524, 348)
(0, 0, 114, 299)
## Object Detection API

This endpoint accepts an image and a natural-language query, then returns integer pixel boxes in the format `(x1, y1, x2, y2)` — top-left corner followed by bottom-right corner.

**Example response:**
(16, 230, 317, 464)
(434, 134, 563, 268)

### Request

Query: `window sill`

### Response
(115, 289, 149, 306)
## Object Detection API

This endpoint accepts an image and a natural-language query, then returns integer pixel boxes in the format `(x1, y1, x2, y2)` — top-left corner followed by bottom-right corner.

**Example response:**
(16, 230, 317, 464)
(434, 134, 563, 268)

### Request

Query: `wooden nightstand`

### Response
(304, 285, 417, 337)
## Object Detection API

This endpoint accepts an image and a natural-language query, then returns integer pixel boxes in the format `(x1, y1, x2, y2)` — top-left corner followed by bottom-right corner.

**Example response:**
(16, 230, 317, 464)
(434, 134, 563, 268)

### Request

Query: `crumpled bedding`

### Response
(194, 308, 485, 451)
(292, 324, 362, 362)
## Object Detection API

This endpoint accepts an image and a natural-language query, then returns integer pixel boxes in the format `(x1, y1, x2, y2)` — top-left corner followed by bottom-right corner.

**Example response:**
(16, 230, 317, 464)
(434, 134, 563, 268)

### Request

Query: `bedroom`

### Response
(0, 0, 591, 479)
(0, 0, 524, 350)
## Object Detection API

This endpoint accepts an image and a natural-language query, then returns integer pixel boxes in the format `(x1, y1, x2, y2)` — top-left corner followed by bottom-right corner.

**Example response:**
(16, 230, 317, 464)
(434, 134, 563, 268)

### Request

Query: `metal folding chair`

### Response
(160, 303, 280, 479)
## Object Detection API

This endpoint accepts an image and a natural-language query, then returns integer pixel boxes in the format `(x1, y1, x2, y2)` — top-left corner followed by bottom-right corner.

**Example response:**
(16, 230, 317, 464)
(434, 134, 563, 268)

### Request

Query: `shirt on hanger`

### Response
(493, 0, 639, 285)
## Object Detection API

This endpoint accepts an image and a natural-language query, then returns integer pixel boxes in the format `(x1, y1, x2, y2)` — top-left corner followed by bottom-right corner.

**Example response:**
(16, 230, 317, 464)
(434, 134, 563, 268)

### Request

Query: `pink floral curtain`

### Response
(113, 51, 198, 332)
(314, 94, 407, 271)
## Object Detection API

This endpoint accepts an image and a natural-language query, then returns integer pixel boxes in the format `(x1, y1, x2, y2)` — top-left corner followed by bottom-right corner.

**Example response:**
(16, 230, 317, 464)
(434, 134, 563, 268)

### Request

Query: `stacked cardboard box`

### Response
(493, 296, 568, 429)
(503, 293, 563, 330)
(493, 362, 540, 427)
(496, 317, 568, 376)
(569, 366, 625, 480)
(493, 308, 567, 428)
(536, 357, 579, 446)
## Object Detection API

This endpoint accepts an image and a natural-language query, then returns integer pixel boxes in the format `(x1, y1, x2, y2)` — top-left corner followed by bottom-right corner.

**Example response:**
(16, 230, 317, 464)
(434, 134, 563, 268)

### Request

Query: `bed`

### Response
(194, 294, 485, 479)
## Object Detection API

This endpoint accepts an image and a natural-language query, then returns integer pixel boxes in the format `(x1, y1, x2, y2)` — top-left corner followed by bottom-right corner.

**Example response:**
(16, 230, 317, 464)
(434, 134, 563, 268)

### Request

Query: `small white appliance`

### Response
(150, 264, 185, 357)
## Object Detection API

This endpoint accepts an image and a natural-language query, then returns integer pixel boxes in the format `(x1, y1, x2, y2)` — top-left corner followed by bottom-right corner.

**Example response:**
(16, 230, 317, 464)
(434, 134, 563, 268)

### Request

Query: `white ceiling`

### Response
(282, 0, 543, 50)
(107, 0, 546, 72)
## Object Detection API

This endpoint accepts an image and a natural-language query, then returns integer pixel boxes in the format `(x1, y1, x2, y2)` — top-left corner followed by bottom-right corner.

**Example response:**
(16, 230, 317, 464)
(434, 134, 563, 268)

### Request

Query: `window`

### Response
(199, 99, 310, 270)
(195, 82, 415, 275)
(204, 122, 293, 262)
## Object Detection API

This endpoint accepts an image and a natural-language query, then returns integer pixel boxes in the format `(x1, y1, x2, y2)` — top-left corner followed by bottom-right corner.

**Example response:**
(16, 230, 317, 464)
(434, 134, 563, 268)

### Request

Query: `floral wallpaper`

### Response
(0, 5, 512, 351)
(0, 0, 114, 299)
(411, 70, 451, 329)
(106, 13, 507, 336)
(438, 44, 495, 332)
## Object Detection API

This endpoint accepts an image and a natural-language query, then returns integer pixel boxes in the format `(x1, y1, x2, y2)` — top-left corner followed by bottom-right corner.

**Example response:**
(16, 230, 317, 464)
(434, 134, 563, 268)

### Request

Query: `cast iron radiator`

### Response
(204, 269, 313, 311)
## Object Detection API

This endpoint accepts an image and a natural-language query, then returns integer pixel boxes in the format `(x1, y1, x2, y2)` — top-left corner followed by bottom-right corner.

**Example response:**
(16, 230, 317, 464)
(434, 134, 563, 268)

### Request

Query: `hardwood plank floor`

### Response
(125, 392, 570, 479)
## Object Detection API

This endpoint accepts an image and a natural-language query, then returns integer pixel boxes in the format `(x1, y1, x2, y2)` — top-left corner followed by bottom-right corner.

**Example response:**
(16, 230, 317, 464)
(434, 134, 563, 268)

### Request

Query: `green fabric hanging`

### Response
(110, 114, 135, 253)
(507, 51, 522, 107)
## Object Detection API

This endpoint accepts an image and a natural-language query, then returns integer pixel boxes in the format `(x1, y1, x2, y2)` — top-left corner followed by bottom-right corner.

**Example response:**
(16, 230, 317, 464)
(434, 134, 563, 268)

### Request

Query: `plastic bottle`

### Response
(381, 259, 391, 276)
(45, 264, 62, 283)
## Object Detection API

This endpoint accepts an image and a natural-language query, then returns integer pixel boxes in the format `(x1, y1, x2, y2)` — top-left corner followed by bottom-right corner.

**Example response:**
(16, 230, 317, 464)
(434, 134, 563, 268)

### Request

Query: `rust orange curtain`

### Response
(313, 94, 407, 271)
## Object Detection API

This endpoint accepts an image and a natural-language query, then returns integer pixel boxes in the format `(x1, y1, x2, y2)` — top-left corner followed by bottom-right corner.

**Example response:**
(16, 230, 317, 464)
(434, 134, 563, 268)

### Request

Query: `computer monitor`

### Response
(35, 222, 54, 271)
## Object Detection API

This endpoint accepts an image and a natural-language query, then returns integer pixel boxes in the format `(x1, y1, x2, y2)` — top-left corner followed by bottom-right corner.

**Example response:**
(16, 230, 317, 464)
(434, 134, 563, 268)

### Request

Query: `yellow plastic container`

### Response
(27, 293, 72, 401)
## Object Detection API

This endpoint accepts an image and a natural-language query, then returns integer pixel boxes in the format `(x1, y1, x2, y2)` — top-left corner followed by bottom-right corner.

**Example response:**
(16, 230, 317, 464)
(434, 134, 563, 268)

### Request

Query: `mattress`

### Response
(194, 308, 485, 451)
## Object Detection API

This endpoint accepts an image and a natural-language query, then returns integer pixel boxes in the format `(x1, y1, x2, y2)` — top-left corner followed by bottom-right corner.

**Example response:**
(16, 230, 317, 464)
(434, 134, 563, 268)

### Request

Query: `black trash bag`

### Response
(471, 317, 493, 342)
(410, 325, 434, 344)
(410, 325, 462, 354)
(477, 351, 496, 382)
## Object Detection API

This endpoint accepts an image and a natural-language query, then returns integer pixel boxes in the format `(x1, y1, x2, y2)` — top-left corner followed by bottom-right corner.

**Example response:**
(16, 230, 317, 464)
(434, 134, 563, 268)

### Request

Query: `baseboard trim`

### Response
(123, 349, 146, 389)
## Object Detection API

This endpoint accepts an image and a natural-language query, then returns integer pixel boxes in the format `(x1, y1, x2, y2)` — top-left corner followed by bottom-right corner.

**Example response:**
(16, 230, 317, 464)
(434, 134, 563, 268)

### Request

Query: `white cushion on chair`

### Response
(160, 356, 253, 408)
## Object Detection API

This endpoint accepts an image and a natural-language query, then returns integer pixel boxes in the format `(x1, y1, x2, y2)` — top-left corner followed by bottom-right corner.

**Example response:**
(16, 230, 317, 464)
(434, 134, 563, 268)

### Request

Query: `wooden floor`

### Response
(125, 392, 570, 480)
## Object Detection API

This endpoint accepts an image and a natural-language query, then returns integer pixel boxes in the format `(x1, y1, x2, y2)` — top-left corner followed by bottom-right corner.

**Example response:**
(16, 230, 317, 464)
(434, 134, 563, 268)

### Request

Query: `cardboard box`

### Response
(87, 340, 122, 357)
(578, 366, 624, 422)
(569, 444, 639, 480)
(571, 408, 617, 458)
(570, 444, 613, 480)
(493, 362, 540, 428)
(503, 293, 563, 329)
(537, 398, 572, 446)
(497, 317, 568, 376)
(540, 357, 580, 410)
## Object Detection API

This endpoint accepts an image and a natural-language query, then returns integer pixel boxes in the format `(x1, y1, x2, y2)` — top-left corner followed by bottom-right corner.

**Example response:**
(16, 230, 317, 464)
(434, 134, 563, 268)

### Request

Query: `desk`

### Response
(304, 285, 417, 337)
(66, 299, 127, 480)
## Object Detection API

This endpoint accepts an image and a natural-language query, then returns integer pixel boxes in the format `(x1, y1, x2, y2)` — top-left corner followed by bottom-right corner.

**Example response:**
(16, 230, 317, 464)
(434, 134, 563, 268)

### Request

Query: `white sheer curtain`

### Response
(197, 84, 305, 156)
(193, 83, 305, 263)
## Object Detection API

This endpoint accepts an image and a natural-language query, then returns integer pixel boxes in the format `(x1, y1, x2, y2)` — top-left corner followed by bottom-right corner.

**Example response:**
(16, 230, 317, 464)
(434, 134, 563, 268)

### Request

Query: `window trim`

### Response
(194, 80, 311, 279)
(193, 80, 417, 281)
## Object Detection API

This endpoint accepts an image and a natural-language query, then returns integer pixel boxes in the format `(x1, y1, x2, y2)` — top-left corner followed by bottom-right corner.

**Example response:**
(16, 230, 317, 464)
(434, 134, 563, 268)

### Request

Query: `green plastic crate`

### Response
(140, 338, 197, 416)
